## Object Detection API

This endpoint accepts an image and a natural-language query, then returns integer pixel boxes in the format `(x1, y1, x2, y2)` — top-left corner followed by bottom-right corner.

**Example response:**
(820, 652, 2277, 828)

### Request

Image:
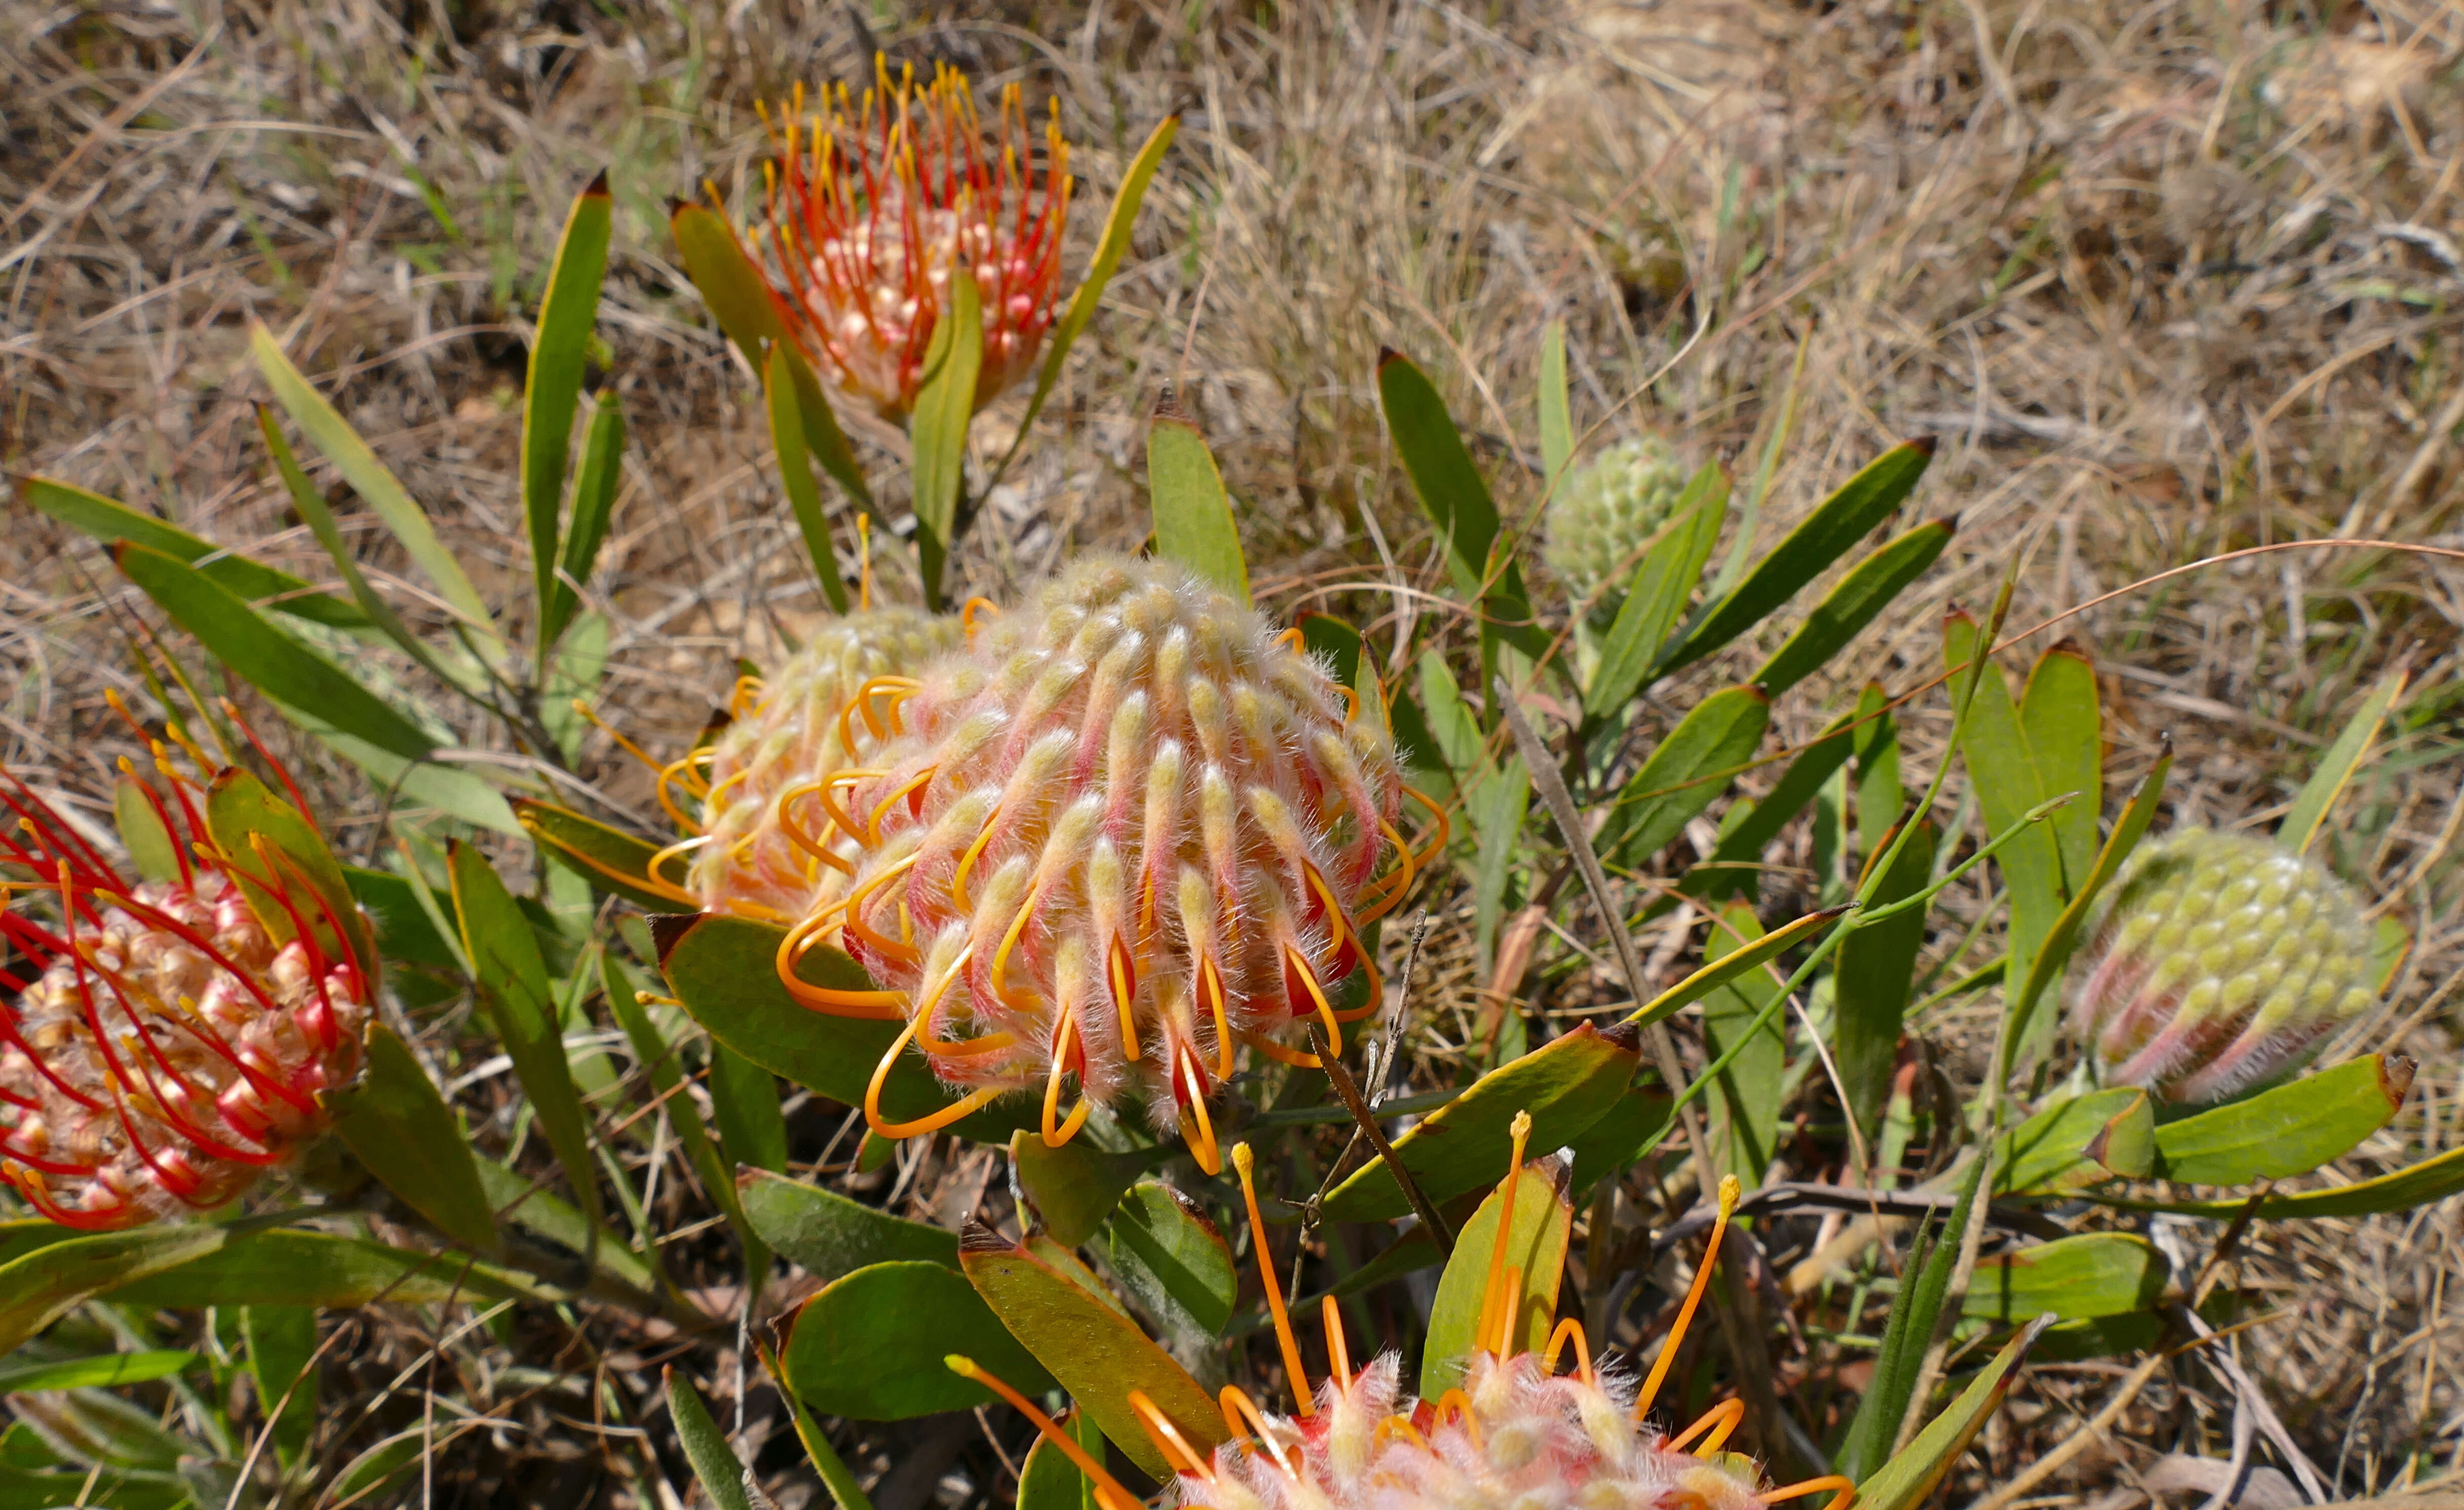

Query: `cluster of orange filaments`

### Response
(753, 57, 1072, 420)
(0, 717, 371, 1230)
(954, 1116, 1857, 1510)
(772, 556, 1440, 1172)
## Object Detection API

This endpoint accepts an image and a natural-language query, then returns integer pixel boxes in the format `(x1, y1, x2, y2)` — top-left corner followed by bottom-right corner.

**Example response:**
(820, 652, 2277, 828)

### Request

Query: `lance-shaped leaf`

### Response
(327, 1022, 499, 1252)
(2004, 746, 2172, 1055)
(0, 1225, 227, 1354)
(0, 1351, 199, 1393)
(1751, 518, 1954, 697)
(2099, 1142, 2464, 1219)
(1562, 1081, 1676, 1194)
(709, 1043, 788, 1183)
(1322, 1023, 1640, 1221)
(1995, 1088, 2154, 1195)
(1011, 1130, 1150, 1247)
(544, 391, 626, 651)
(1377, 348, 1551, 669)
(1147, 386, 1248, 603)
(1854, 681, 1905, 856)
(1664, 438, 1937, 675)
(1835, 820, 1936, 1150)
(473, 1159, 658, 1298)
(2019, 641, 2101, 888)
(667, 1368, 756, 1510)
(524, 171, 613, 637)
(1583, 464, 1728, 722)
(2152, 1054, 2414, 1185)
(1628, 908, 1845, 1030)
(1537, 321, 1572, 493)
(241, 1305, 318, 1467)
(1962, 1233, 2169, 1324)
(961, 1228, 1224, 1478)
(1422, 1152, 1572, 1397)
(1943, 610, 2065, 1045)
(765, 340, 852, 612)
(741, 1168, 958, 1284)
(910, 266, 983, 608)
(513, 798, 692, 912)
(669, 201, 874, 512)
(102, 1229, 538, 1308)
(20, 475, 365, 629)
(113, 774, 182, 884)
(1700, 904, 1784, 1185)
(1106, 1182, 1237, 1343)
(205, 766, 374, 974)
(654, 912, 1030, 1141)
(604, 951, 754, 1265)
(1683, 718, 1855, 904)
(1472, 753, 1528, 977)
(450, 841, 603, 1239)
(1018, 1410, 1104, 1510)
(1595, 685, 1772, 870)
(250, 325, 499, 657)
(1856, 1316, 2051, 1510)
(1839, 1148, 1987, 1481)
(2283, 669, 2408, 855)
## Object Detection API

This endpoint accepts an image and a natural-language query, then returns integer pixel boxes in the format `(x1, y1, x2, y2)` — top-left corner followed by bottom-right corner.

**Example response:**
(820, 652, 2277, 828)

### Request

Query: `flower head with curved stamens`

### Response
(749, 57, 1072, 421)
(0, 745, 373, 1230)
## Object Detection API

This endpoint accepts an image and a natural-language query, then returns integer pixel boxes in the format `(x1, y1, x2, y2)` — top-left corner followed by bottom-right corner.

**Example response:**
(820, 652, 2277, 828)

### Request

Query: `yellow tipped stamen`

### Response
(1636, 1173, 1742, 1421)
(1334, 684, 1359, 723)
(1218, 1385, 1301, 1474)
(1669, 1398, 1746, 1456)
(866, 766, 936, 844)
(1401, 785, 1451, 871)
(1543, 1317, 1594, 1383)
(866, 1016, 1004, 1139)
(1355, 813, 1422, 923)
(776, 909, 906, 1019)
(1333, 953, 1384, 1025)
(843, 849, 923, 963)
(1479, 1110, 1535, 1360)
(1274, 628, 1304, 654)
(857, 511, 874, 611)
(1766, 1479, 1858, 1510)
(571, 700, 669, 778)
(1283, 943, 1344, 1050)
(1105, 935, 1139, 1056)
(1433, 1388, 1483, 1448)
(1178, 1044, 1220, 1175)
(962, 596, 999, 646)
(1128, 1389, 1218, 1483)
(646, 833, 713, 882)
(728, 674, 767, 720)
(1199, 954, 1232, 1079)
(1232, 1142, 1312, 1417)
(950, 805, 1004, 914)
(1041, 1003, 1091, 1148)
(1240, 1031, 1321, 1070)
(910, 942, 1014, 1057)
(945, 1357, 1143, 1510)
(1320, 1294, 1351, 1386)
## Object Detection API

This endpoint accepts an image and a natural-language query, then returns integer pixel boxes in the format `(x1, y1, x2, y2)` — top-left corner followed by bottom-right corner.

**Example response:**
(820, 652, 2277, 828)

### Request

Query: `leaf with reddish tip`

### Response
(1421, 1152, 1572, 1398)
(783, 1260, 1052, 1420)
(514, 798, 691, 912)
(765, 340, 852, 612)
(910, 264, 982, 607)
(1857, 1315, 2051, 1510)
(2019, 639, 2102, 889)
(1995, 1088, 2153, 1195)
(961, 1230, 1225, 1479)
(2151, 1054, 2414, 1185)
(205, 766, 372, 975)
(1750, 517, 1955, 697)
(1629, 905, 1845, 1031)
(1018, 1408, 1105, 1510)
(1321, 1023, 1641, 1222)
(20, 474, 365, 629)
(1147, 387, 1249, 603)
(2098, 1140, 2464, 1219)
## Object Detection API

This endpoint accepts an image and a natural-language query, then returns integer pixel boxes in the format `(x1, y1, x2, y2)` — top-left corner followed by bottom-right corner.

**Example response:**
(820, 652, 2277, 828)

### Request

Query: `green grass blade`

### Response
(910, 268, 982, 609)
(1835, 819, 1936, 1148)
(666, 1368, 756, 1510)
(765, 341, 852, 612)
(1147, 386, 1249, 602)
(328, 1022, 501, 1253)
(523, 171, 613, 652)
(1538, 320, 1571, 493)
(1700, 901, 1785, 1185)
(19, 475, 367, 630)
(1841, 1148, 1990, 1483)
(1630, 904, 1847, 1030)
(1857, 1319, 2049, 1510)
(250, 324, 501, 659)
(2282, 668, 2407, 855)
(1751, 517, 1955, 697)
(546, 391, 626, 650)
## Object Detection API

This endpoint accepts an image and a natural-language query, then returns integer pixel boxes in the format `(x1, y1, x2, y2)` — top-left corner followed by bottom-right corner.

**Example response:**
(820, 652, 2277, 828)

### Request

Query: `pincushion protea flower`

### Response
(750, 58, 1071, 421)
(1545, 435, 1691, 608)
(776, 555, 1442, 1170)
(2073, 827, 2379, 1105)
(951, 1115, 1856, 1510)
(1, 732, 372, 1230)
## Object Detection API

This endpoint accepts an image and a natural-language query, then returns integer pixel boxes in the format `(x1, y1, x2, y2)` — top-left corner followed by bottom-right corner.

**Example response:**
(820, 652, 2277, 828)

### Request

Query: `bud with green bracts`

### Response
(1544, 435, 1690, 609)
(2072, 828, 2377, 1105)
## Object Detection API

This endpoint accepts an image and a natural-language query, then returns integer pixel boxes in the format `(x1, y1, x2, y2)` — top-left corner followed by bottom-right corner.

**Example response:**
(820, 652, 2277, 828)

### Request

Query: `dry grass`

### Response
(8, 0, 2464, 1505)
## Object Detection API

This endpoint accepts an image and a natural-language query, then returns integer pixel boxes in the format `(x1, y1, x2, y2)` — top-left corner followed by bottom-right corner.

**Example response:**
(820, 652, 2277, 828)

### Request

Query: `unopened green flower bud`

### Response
(2073, 828, 2377, 1105)
(1544, 436, 1690, 608)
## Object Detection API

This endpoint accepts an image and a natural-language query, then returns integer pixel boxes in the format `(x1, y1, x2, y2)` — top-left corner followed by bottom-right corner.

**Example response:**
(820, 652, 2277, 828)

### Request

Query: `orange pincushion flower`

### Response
(0, 753, 372, 1230)
(753, 58, 1072, 421)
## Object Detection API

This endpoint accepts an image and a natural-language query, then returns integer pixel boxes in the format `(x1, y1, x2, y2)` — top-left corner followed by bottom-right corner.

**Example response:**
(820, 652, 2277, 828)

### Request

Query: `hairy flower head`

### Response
(1545, 436, 1691, 609)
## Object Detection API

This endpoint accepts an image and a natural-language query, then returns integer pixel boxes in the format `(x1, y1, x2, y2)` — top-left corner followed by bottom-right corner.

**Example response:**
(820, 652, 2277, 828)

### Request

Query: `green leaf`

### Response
(1538, 321, 1572, 495)
(1700, 903, 1784, 1185)
(1105, 1182, 1237, 1341)
(2019, 641, 2101, 888)
(472, 1158, 658, 1297)
(710, 1043, 789, 1187)
(1378, 349, 1502, 596)
(604, 952, 756, 1273)
(111, 775, 181, 885)
(1583, 464, 1727, 721)
(240, 1306, 316, 1466)
(2282, 669, 2407, 855)
(1686, 716, 1855, 903)
(250, 324, 499, 655)
(1839, 1151, 1987, 1482)
(1943, 610, 2065, 1045)
(1005, 116, 1179, 470)
(1856, 1316, 2049, 1510)
(1147, 388, 1249, 603)
(204, 765, 371, 973)
(1322, 1023, 1641, 1221)
(19, 475, 366, 629)
(765, 339, 852, 613)
(1853, 682, 1904, 857)
(5, 1389, 191, 1474)
(544, 391, 626, 652)
(739, 1168, 958, 1284)
(786, 1260, 1055, 1420)
(1560, 1082, 1675, 1194)
(668, 202, 873, 512)
(1422, 1153, 1571, 1398)
(0, 1352, 198, 1394)
(1835, 820, 1935, 1149)
(114, 542, 437, 762)
(328, 1428, 427, 1505)
(103, 1229, 536, 1308)
(524, 171, 613, 636)
(449, 840, 604, 1240)
(960, 1236, 1222, 1478)
(1665, 438, 1936, 675)
(1018, 1410, 1103, 1510)
(2098, 1141, 2464, 1219)
(1962, 1233, 2169, 1324)
(910, 266, 983, 608)
(1595, 685, 1772, 869)
(2004, 748, 2173, 1061)
(1750, 518, 1954, 698)
(1010, 1130, 1148, 1247)
(666, 1368, 756, 1510)
(1471, 754, 1528, 974)
(1995, 1088, 2154, 1194)
(2152, 1055, 2414, 1184)
(513, 798, 692, 912)
(766, 1340, 879, 1510)
(327, 1022, 500, 1252)
(344, 863, 459, 970)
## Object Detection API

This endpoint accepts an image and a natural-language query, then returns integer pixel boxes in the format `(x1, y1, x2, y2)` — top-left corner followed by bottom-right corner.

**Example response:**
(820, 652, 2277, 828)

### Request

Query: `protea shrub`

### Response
(751, 58, 1071, 420)
(2072, 827, 2379, 1105)
(1544, 435, 1691, 610)
(0, 755, 371, 1230)
(788, 555, 1437, 1168)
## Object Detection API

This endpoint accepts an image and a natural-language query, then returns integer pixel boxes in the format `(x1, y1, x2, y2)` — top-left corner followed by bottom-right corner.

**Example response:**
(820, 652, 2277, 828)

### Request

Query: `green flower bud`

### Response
(1544, 436, 1691, 609)
(2073, 828, 2377, 1105)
